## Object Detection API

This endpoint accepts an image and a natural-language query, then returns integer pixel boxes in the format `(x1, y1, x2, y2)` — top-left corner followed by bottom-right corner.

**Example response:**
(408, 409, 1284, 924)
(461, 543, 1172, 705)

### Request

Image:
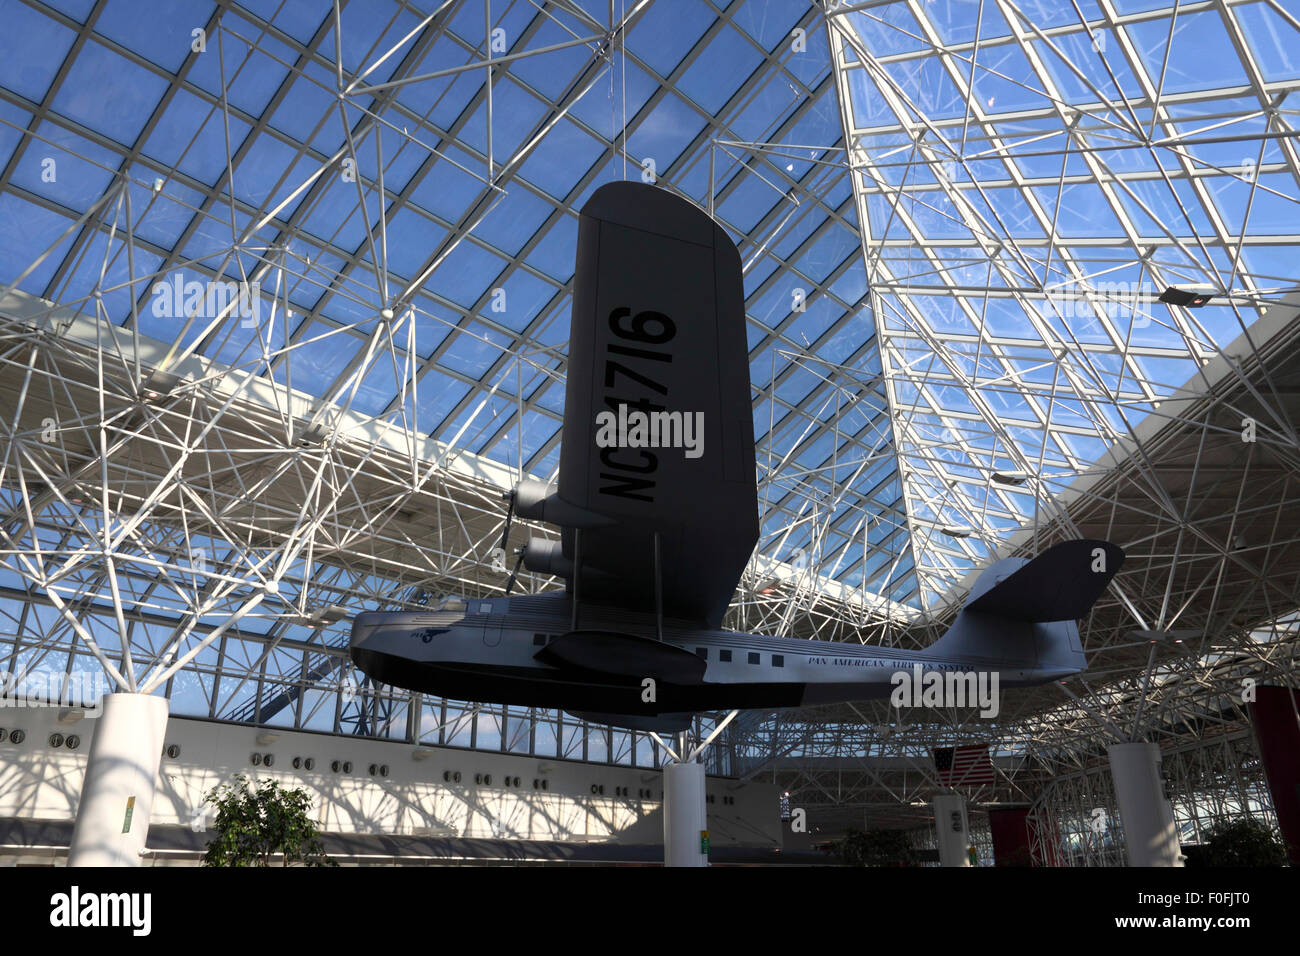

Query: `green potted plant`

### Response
(201, 774, 336, 867)
(831, 827, 921, 866)
(1183, 817, 1287, 867)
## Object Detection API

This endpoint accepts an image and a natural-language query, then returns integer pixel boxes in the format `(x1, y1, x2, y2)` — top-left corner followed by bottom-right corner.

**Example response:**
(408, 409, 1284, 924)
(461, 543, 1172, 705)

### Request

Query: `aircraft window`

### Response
(695, 648, 707, 659)
(719, 649, 732, 662)
(436, 596, 468, 612)
(747, 652, 760, 665)
(772, 655, 784, 667)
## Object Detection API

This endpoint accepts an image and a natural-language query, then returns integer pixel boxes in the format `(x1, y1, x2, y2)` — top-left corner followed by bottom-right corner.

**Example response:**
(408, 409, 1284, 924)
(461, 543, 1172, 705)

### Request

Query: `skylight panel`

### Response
(234, 0, 327, 44)
(678, 25, 765, 114)
(879, 56, 967, 122)
(141, 87, 252, 184)
(0, 4, 77, 100)
(627, 0, 717, 77)
(425, 239, 507, 309)
(625, 93, 708, 174)
(0, 195, 76, 294)
(1125, 11, 1251, 96)
(60, 232, 162, 325)
(487, 269, 560, 333)
(436, 321, 511, 379)
(207, 293, 286, 372)
(1235, 1, 1300, 83)
(732, 0, 807, 52)
(413, 374, 470, 435)
(507, 20, 602, 101)
(12, 121, 122, 212)
(1211, 171, 1300, 236)
(515, 117, 605, 199)
(523, 208, 578, 280)
(52, 39, 170, 145)
(232, 133, 320, 216)
(271, 319, 357, 395)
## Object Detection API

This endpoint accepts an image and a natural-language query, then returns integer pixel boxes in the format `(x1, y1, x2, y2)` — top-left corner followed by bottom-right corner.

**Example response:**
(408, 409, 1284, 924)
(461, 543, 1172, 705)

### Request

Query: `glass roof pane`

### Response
(52, 39, 170, 144)
(0, 5, 76, 100)
(1, 0, 1291, 625)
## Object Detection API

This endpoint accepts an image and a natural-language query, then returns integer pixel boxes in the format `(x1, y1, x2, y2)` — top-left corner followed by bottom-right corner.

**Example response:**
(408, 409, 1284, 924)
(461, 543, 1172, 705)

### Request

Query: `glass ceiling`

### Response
(1, 0, 1296, 614)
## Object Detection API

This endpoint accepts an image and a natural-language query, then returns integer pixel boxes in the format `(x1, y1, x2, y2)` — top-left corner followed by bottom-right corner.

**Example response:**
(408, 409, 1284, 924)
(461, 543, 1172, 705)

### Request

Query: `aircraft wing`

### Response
(554, 182, 758, 628)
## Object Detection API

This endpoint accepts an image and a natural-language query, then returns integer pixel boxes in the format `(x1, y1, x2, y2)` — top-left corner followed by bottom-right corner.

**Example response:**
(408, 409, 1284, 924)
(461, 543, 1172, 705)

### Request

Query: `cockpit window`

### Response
(436, 596, 468, 612)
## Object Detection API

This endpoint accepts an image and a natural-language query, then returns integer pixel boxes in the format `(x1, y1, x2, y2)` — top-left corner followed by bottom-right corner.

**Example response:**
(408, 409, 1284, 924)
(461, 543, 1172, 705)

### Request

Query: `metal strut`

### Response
(653, 531, 664, 642)
(570, 527, 581, 631)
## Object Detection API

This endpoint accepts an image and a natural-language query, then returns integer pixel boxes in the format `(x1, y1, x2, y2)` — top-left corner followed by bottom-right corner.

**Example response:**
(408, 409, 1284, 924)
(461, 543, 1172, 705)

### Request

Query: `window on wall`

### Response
(444, 704, 474, 748)
(474, 708, 502, 750)
(533, 713, 559, 758)
(561, 719, 584, 760)
(613, 730, 634, 765)
(586, 724, 610, 763)
(634, 733, 656, 767)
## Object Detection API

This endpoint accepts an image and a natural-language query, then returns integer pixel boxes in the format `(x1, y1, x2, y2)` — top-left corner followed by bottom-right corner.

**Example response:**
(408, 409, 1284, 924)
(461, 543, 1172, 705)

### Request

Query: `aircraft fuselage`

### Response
(350, 591, 1072, 726)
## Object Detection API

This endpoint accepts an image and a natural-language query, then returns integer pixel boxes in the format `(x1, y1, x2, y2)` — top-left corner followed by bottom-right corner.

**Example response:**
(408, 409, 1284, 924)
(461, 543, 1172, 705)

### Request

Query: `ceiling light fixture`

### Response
(991, 470, 1029, 486)
(1158, 286, 1214, 308)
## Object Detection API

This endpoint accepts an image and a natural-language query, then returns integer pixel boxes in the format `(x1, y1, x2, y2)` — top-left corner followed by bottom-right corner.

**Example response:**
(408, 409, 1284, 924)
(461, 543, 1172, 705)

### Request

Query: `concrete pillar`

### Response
(933, 792, 970, 867)
(1108, 741, 1183, 867)
(662, 761, 708, 867)
(68, 693, 169, 867)
(1248, 685, 1300, 864)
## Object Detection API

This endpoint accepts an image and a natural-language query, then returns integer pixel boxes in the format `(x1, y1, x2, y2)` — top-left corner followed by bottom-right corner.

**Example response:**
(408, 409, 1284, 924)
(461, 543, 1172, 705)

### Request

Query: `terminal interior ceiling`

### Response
(1, 0, 1298, 860)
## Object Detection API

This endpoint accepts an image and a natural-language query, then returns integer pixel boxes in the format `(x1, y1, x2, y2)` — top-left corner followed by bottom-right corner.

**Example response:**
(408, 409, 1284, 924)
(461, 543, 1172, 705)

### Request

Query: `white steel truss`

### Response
(0, 0, 1297, 856)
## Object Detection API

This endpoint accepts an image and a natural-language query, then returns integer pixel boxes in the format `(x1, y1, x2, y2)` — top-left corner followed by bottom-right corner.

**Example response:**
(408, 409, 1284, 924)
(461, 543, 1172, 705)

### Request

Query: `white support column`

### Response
(68, 693, 170, 867)
(1108, 741, 1183, 867)
(663, 761, 708, 867)
(933, 792, 971, 867)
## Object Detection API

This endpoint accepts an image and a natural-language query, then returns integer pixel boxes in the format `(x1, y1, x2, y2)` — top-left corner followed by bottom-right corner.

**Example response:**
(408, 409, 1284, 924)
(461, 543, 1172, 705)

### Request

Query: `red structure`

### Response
(1249, 685, 1300, 864)
(989, 807, 1034, 866)
(990, 805, 1064, 866)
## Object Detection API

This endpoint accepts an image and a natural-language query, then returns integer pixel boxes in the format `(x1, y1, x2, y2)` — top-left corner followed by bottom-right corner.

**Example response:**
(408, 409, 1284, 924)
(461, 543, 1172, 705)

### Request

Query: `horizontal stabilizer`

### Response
(965, 539, 1125, 622)
(536, 630, 706, 685)
(566, 710, 694, 733)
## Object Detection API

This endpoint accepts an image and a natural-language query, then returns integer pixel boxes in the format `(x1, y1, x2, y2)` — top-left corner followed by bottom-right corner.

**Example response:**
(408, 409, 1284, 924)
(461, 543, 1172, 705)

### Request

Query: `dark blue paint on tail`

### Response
(965, 539, 1125, 622)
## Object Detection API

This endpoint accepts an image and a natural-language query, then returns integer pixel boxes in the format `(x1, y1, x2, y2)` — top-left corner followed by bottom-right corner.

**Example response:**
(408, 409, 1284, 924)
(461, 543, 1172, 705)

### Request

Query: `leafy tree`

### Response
(832, 827, 920, 867)
(1184, 817, 1287, 868)
(201, 774, 336, 867)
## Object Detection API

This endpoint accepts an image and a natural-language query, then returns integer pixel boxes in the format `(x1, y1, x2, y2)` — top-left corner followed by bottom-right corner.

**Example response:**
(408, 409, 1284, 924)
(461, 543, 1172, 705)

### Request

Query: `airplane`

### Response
(350, 180, 1124, 733)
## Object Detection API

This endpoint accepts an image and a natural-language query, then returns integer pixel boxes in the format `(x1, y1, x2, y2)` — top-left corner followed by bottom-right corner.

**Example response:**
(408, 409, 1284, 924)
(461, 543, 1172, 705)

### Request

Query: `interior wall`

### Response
(0, 705, 780, 849)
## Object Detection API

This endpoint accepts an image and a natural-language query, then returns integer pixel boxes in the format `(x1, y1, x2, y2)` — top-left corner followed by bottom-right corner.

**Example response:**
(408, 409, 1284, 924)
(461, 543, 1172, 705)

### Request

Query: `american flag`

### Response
(933, 745, 996, 786)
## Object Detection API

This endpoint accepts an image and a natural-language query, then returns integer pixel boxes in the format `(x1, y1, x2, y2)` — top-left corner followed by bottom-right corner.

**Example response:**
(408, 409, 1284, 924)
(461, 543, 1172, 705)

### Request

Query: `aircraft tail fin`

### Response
(920, 539, 1123, 671)
(919, 614, 1088, 672)
(963, 539, 1124, 622)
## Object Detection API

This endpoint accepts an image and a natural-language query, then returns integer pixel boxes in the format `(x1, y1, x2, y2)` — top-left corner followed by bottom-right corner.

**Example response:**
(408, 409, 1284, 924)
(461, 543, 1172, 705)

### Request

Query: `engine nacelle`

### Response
(512, 480, 614, 529)
(513, 480, 555, 521)
(521, 537, 572, 577)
